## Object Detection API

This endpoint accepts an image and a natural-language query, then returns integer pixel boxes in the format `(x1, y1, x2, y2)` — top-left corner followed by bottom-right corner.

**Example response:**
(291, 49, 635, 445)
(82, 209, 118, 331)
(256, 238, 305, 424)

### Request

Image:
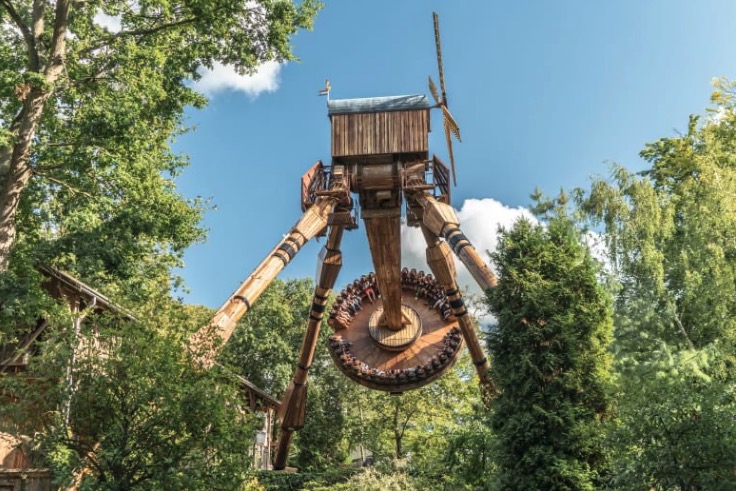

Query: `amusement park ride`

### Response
(190, 12, 499, 470)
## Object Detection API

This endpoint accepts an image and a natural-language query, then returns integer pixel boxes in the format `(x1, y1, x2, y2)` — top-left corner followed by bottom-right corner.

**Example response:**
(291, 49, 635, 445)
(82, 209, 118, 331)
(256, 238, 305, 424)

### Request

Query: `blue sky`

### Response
(173, 1, 736, 308)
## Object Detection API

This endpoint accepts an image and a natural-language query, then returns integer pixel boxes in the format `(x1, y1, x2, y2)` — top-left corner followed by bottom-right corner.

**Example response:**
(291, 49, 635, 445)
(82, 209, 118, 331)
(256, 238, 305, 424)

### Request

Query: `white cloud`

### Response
(708, 106, 729, 125)
(193, 61, 283, 98)
(93, 10, 122, 33)
(401, 198, 537, 322)
(582, 229, 613, 275)
(399, 198, 616, 325)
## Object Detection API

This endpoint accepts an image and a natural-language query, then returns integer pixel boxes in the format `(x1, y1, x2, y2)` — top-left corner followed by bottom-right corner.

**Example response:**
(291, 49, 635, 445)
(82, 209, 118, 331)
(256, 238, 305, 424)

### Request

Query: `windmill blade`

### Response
(428, 76, 440, 105)
(444, 121, 457, 186)
(441, 105, 462, 142)
(433, 11, 447, 103)
(432, 12, 458, 186)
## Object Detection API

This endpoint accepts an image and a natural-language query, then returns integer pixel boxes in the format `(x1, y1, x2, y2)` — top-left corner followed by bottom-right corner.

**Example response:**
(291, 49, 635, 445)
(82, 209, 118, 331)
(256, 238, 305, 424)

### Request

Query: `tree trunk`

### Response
(0, 92, 46, 270)
(357, 395, 366, 464)
(0, 0, 71, 271)
(393, 402, 402, 459)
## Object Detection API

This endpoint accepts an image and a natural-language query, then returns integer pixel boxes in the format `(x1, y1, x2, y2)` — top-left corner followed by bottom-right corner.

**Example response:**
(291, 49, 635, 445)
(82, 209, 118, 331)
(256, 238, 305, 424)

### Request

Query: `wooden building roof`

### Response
(38, 265, 137, 321)
(235, 373, 281, 409)
(327, 94, 430, 115)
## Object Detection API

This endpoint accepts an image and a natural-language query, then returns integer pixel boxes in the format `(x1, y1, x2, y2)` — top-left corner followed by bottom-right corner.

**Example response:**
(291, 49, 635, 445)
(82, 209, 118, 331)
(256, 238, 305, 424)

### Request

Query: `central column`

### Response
(363, 209, 404, 330)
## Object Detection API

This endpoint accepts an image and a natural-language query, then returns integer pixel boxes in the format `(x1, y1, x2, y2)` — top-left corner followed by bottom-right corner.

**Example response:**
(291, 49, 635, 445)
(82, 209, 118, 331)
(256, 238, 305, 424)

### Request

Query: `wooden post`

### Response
(422, 226, 497, 397)
(273, 430, 293, 471)
(274, 226, 344, 470)
(363, 210, 404, 330)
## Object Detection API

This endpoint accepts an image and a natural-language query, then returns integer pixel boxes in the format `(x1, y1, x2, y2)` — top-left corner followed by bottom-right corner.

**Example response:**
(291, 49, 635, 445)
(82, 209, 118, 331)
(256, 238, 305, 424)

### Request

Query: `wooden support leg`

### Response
(414, 192, 498, 291)
(273, 430, 294, 471)
(421, 226, 497, 401)
(189, 196, 339, 367)
(273, 226, 345, 470)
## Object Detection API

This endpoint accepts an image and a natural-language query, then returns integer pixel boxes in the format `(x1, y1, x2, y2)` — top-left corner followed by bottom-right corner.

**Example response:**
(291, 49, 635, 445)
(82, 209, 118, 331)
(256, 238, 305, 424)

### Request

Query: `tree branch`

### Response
(45, 0, 71, 77)
(32, 169, 95, 199)
(90, 16, 197, 52)
(31, 0, 45, 61)
(674, 311, 696, 350)
(0, 319, 47, 372)
(56, 56, 118, 89)
(63, 441, 106, 487)
(0, 0, 40, 70)
(75, 14, 199, 62)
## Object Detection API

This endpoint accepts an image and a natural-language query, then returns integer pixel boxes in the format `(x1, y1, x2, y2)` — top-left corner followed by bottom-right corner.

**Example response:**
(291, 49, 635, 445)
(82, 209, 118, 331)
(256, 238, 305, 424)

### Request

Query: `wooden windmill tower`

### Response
(189, 12, 498, 470)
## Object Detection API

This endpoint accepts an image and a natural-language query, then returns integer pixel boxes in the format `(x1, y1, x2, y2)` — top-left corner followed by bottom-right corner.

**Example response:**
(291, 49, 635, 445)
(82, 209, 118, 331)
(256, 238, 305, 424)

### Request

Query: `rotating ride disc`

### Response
(327, 272, 463, 393)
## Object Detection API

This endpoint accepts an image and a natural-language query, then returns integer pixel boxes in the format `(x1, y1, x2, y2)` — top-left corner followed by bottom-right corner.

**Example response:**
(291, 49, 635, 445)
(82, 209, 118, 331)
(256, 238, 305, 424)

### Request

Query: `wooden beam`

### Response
(363, 210, 403, 330)
(414, 192, 498, 291)
(275, 226, 345, 469)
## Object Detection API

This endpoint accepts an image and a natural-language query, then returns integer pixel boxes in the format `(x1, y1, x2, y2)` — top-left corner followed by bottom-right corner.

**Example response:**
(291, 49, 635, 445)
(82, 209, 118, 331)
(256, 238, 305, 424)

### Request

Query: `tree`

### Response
(291, 361, 352, 472)
(578, 82, 736, 355)
(0, 0, 319, 273)
(312, 467, 421, 491)
(486, 217, 613, 490)
(328, 352, 491, 491)
(607, 344, 736, 490)
(402, 354, 493, 490)
(573, 79, 736, 489)
(1, 309, 259, 490)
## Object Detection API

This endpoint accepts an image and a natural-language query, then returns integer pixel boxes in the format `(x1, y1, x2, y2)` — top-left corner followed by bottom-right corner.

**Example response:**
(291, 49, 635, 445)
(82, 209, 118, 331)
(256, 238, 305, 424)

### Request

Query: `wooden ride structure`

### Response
(189, 12, 499, 470)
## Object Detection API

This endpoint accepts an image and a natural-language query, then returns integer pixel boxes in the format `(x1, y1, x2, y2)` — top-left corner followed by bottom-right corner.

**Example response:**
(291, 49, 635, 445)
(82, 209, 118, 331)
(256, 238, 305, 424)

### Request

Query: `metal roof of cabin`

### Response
(327, 94, 430, 115)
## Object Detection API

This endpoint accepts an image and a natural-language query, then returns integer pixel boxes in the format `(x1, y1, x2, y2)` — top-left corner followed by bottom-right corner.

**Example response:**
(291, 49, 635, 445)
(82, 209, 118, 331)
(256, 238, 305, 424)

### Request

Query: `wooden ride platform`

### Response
(328, 286, 463, 393)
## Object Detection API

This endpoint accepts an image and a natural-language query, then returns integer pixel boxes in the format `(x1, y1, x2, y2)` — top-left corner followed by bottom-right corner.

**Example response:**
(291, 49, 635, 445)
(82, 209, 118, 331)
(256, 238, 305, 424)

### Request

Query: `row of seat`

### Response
(327, 327, 463, 386)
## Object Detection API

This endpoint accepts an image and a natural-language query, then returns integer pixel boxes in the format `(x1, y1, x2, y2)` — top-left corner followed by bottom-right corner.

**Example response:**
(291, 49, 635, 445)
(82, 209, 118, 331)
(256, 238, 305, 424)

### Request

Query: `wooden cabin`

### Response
(0, 267, 132, 490)
(328, 94, 431, 165)
(0, 267, 281, 489)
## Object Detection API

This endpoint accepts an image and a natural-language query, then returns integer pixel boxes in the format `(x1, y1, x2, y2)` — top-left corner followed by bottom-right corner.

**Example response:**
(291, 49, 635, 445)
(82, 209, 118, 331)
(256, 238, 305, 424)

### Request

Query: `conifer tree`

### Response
(487, 217, 612, 490)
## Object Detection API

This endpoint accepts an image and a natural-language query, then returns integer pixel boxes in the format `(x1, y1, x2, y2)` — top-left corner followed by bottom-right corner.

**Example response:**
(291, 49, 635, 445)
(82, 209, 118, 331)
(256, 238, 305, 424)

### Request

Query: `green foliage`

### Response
(324, 353, 494, 490)
(0, 260, 62, 341)
(571, 79, 736, 490)
(576, 82, 736, 354)
(334, 353, 484, 469)
(608, 344, 736, 490)
(222, 279, 316, 396)
(1, 0, 320, 295)
(437, 410, 495, 490)
(311, 467, 419, 491)
(290, 363, 352, 471)
(1, 312, 259, 490)
(487, 217, 613, 490)
(254, 468, 357, 491)
(399, 354, 487, 475)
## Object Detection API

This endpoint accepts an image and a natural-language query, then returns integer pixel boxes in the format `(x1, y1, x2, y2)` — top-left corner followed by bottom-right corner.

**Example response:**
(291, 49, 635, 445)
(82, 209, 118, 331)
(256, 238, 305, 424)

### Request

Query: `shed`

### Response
(328, 95, 431, 162)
